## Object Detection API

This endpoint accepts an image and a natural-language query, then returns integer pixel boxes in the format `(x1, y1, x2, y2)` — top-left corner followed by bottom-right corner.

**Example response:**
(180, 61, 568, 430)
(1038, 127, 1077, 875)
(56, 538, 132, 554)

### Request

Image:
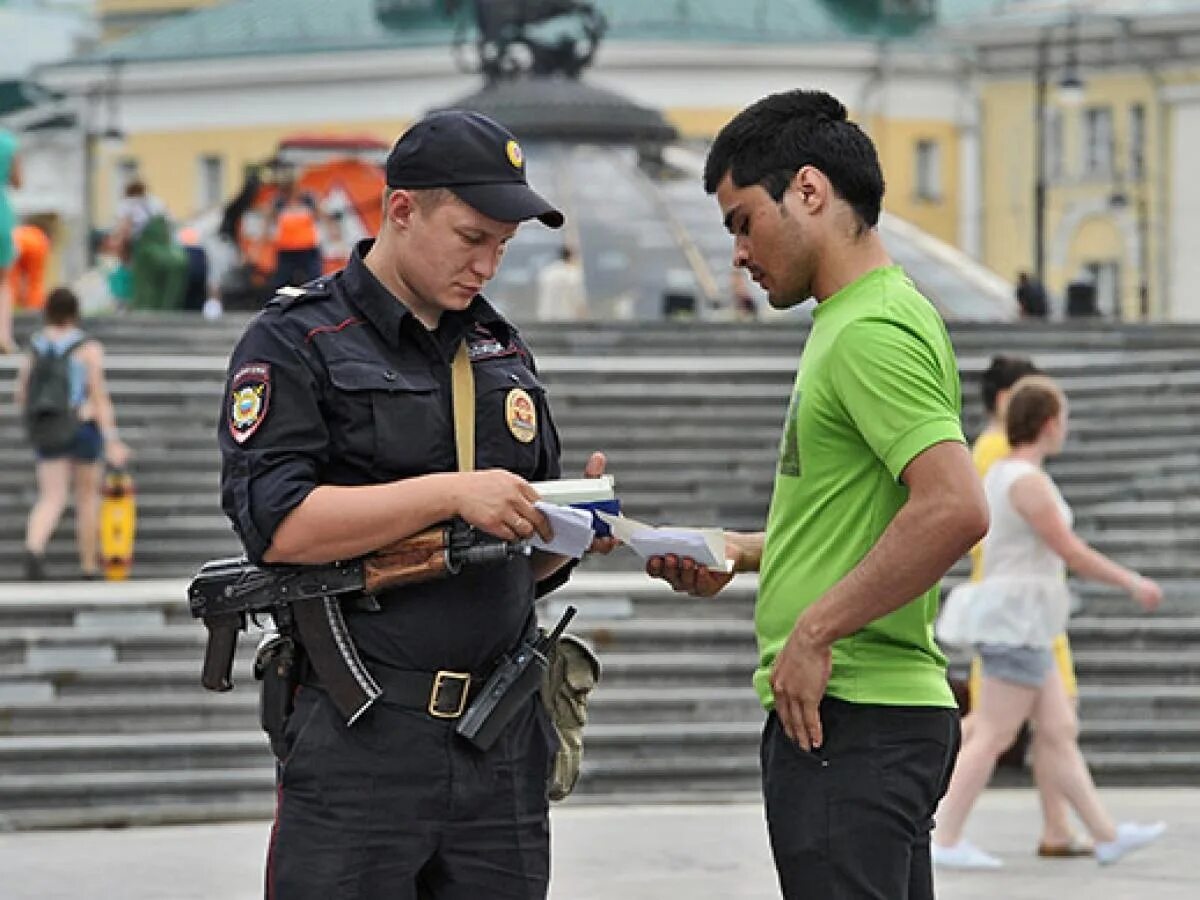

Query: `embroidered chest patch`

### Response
(229, 362, 271, 444)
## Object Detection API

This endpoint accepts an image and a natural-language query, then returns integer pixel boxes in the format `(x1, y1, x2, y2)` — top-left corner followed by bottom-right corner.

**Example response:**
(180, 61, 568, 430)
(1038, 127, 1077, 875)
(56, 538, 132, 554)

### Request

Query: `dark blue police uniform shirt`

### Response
(219, 239, 568, 674)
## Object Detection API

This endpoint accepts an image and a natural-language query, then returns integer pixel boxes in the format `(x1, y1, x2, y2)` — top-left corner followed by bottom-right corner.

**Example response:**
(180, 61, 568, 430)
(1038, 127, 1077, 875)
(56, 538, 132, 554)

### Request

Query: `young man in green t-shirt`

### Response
(648, 90, 989, 899)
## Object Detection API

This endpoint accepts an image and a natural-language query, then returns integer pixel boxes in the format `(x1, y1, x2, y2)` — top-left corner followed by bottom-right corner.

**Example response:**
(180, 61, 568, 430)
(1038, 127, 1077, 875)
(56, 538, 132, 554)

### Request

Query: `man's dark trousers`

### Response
(762, 697, 960, 899)
(267, 686, 557, 899)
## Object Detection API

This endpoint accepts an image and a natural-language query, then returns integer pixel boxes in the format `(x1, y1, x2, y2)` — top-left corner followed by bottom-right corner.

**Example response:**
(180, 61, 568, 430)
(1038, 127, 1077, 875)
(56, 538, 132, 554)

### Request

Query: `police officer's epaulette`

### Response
(267, 280, 332, 311)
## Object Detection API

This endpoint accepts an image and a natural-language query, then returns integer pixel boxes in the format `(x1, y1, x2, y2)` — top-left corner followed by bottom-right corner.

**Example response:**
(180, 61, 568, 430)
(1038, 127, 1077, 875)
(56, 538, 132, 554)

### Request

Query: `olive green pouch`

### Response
(541, 633, 600, 801)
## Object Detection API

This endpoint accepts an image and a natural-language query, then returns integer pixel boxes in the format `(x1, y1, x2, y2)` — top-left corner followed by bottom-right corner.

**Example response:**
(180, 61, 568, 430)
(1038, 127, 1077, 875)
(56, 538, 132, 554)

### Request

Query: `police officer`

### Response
(219, 110, 607, 899)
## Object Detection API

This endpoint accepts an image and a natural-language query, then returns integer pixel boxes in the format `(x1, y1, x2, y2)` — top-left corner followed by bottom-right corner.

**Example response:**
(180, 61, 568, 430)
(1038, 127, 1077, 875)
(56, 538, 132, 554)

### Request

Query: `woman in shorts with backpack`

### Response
(13, 287, 129, 579)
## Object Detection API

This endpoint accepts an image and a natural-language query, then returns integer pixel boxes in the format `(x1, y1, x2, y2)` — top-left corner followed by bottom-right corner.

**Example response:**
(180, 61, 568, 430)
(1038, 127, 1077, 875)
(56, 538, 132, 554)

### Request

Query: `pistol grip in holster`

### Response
(254, 633, 298, 761)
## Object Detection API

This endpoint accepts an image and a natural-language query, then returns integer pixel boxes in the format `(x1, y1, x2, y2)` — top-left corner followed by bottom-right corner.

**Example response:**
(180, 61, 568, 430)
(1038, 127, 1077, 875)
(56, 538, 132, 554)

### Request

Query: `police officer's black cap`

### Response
(385, 110, 564, 229)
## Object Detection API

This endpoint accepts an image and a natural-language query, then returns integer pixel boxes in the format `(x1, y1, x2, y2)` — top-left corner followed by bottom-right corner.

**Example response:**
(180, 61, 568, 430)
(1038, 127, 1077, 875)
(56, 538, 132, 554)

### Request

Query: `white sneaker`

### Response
(931, 839, 1003, 869)
(1094, 821, 1167, 866)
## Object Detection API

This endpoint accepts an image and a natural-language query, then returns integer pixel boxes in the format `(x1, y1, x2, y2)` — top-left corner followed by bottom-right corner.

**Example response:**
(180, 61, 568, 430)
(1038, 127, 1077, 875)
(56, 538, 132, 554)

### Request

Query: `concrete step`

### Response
(0, 693, 259, 736)
(0, 767, 276, 820)
(1070, 650, 1200, 684)
(1077, 719, 1200, 751)
(1077, 684, 1200, 720)
(0, 731, 272, 776)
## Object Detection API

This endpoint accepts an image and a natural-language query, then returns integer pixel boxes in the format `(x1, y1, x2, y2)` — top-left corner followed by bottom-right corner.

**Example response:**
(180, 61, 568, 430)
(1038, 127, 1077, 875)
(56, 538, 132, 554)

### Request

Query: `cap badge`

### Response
(505, 387, 537, 443)
(506, 139, 524, 170)
(229, 362, 271, 444)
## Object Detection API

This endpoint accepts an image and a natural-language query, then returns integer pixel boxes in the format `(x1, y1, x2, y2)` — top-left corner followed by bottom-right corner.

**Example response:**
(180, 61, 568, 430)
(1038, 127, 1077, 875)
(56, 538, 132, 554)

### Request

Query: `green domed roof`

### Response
(65, 0, 977, 65)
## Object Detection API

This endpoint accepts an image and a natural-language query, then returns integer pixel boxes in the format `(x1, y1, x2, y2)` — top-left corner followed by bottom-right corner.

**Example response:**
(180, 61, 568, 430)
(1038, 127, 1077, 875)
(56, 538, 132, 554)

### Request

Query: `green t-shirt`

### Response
(754, 265, 963, 710)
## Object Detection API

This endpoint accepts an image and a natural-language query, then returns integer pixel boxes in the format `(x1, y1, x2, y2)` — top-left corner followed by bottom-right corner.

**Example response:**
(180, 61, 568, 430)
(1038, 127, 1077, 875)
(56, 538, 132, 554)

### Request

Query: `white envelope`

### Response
(597, 511, 734, 573)
(529, 501, 595, 559)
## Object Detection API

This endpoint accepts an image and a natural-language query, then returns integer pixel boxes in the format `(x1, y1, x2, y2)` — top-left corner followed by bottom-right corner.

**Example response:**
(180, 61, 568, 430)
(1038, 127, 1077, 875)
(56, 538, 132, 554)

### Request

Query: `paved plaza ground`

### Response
(0, 789, 1193, 899)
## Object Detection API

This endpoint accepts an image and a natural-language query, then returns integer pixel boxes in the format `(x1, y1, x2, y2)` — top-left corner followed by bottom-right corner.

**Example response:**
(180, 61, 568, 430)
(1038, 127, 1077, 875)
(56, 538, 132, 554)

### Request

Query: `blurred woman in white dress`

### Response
(933, 376, 1165, 869)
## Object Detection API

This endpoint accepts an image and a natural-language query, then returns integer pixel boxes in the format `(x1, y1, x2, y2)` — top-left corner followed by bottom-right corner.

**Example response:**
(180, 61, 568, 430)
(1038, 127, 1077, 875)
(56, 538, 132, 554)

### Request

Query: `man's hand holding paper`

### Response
(641, 529, 763, 598)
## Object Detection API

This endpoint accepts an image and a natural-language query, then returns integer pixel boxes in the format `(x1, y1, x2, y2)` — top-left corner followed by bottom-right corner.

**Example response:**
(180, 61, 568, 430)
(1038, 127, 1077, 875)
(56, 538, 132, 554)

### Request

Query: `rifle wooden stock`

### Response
(362, 525, 452, 593)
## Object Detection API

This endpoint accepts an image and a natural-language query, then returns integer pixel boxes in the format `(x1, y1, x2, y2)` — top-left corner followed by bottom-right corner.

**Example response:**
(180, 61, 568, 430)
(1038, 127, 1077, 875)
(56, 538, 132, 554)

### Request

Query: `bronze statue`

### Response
(446, 0, 607, 81)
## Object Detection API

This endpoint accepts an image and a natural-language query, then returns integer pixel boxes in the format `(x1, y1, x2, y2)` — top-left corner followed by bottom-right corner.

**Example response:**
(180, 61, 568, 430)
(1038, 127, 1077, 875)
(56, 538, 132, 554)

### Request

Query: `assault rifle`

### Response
(187, 520, 526, 723)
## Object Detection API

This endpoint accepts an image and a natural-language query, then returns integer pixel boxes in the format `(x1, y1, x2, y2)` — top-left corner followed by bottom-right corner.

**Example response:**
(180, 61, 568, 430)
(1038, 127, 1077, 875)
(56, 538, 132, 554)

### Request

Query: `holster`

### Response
(254, 631, 299, 761)
(540, 632, 600, 801)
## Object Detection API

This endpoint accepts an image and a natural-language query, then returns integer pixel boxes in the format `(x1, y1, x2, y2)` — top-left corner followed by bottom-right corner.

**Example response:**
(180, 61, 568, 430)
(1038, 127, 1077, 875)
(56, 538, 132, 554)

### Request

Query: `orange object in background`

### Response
(274, 200, 320, 251)
(9, 223, 51, 310)
(237, 138, 388, 285)
(100, 468, 137, 581)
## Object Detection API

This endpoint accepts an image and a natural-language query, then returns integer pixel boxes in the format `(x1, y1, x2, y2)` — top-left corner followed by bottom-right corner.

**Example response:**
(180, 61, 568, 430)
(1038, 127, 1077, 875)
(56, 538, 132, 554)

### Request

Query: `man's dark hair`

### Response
(44, 287, 80, 326)
(981, 355, 1040, 414)
(703, 89, 885, 229)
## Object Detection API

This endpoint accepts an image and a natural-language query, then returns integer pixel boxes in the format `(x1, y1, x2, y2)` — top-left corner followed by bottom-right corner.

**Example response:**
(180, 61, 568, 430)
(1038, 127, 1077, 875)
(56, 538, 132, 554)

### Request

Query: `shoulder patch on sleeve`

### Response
(229, 362, 271, 444)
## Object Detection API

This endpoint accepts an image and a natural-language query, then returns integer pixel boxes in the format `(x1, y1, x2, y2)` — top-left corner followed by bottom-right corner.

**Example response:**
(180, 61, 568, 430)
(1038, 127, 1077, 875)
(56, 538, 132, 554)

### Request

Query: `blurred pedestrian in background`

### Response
(178, 227, 210, 313)
(1016, 272, 1049, 319)
(730, 268, 758, 321)
(0, 126, 23, 352)
(113, 180, 187, 311)
(963, 355, 1092, 857)
(537, 244, 587, 321)
(13, 287, 130, 580)
(933, 375, 1165, 869)
(9, 222, 51, 312)
(268, 169, 323, 289)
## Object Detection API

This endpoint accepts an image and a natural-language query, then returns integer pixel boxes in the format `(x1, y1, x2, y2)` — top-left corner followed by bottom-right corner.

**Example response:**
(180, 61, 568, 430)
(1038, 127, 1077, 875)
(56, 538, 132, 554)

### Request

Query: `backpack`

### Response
(23, 334, 85, 454)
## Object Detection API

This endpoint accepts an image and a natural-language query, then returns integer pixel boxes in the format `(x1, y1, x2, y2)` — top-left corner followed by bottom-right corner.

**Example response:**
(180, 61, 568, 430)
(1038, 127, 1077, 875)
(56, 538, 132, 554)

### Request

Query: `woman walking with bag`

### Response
(14, 287, 130, 579)
(933, 375, 1165, 869)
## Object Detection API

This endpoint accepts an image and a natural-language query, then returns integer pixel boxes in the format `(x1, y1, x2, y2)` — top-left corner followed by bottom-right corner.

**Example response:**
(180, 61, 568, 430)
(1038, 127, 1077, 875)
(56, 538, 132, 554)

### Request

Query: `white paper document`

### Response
(597, 512, 733, 573)
(529, 501, 595, 559)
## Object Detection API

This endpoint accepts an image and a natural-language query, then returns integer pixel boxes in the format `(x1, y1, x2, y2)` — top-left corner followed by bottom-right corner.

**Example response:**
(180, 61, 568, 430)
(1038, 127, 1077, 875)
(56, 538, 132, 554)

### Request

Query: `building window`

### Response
(914, 139, 941, 202)
(1082, 106, 1113, 177)
(197, 154, 225, 212)
(1129, 103, 1146, 180)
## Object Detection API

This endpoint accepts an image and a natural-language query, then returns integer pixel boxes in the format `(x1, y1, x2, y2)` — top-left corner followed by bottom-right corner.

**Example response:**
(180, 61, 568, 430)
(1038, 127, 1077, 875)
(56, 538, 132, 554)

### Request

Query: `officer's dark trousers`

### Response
(762, 698, 961, 900)
(267, 685, 556, 900)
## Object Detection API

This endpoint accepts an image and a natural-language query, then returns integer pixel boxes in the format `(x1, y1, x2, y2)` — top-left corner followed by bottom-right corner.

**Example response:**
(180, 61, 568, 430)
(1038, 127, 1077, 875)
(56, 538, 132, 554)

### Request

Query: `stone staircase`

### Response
(0, 312, 1199, 828)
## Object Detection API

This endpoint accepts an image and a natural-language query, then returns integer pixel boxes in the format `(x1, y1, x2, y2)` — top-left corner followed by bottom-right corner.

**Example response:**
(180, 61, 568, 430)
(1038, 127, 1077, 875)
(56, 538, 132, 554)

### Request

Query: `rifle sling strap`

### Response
(451, 340, 475, 473)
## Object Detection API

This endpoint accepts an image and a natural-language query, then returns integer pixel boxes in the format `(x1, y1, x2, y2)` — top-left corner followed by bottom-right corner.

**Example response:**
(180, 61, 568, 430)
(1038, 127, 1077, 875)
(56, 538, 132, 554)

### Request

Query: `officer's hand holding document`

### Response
(529, 503, 595, 558)
(597, 511, 735, 573)
(528, 475, 621, 559)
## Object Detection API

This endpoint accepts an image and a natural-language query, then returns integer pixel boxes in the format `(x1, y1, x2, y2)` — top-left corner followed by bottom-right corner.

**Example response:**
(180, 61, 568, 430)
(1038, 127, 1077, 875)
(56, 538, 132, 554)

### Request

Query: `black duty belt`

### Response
(303, 660, 487, 720)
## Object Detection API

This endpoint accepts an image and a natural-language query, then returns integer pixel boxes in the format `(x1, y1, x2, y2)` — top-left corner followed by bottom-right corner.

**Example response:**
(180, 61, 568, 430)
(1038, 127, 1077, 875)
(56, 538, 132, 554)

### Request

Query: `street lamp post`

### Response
(1136, 185, 1150, 320)
(1032, 15, 1089, 315)
(1033, 33, 1049, 288)
(80, 60, 125, 269)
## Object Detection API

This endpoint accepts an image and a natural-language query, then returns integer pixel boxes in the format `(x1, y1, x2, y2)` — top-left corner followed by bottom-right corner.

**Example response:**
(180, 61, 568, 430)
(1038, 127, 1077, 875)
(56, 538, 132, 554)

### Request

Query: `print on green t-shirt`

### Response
(754, 266, 964, 710)
(778, 388, 801, 478)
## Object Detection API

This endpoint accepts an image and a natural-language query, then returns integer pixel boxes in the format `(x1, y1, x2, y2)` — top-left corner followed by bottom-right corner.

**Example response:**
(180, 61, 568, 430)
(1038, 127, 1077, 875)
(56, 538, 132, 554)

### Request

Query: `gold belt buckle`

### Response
(429, 670, 472, 718)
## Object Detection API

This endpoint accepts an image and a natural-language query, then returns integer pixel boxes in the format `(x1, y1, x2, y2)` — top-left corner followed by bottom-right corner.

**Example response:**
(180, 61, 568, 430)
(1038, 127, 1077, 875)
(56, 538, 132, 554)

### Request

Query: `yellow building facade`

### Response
(100, 109, 961, 251)
(962, 5, 1200, 321)
(980, 72, 1163, 320)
